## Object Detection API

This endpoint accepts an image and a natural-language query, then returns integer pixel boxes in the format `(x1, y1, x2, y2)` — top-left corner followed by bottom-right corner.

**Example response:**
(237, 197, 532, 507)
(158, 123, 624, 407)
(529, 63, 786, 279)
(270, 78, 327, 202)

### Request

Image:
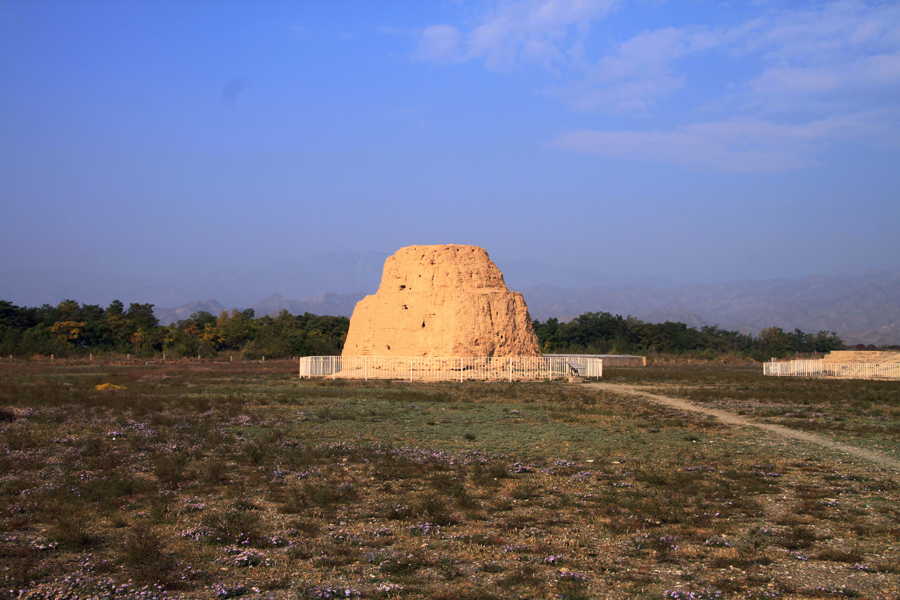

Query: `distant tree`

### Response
(217, 309, 256, 350)
(107, 300, 125, 316)
(55, 299, 81, 321)
(190, 311, 217, 329)
(758, 326, 795, 357)
(48, 320, 85, 345)
(532, 317, 560, 353)
(126, 303, 158, 330)
(0, 300, 32, 331)
(812, 330, 843, 352)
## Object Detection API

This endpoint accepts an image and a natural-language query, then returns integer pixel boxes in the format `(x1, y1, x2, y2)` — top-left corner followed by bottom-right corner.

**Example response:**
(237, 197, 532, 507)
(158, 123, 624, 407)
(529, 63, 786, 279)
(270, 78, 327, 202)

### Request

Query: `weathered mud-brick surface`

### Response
(823, 350, 900, 363)
(342, 245, 541, 357)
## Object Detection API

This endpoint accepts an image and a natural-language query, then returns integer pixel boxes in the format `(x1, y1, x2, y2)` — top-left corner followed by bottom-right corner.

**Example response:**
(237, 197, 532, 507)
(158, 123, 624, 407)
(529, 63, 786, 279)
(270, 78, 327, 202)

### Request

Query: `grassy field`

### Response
(605, 366, 900, 461)
(1, 359, 898, 599)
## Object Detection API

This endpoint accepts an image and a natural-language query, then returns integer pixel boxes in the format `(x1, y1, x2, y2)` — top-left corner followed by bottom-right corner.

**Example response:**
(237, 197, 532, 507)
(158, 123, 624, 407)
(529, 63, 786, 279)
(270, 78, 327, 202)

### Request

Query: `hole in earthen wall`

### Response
(421, 322, 426, 328)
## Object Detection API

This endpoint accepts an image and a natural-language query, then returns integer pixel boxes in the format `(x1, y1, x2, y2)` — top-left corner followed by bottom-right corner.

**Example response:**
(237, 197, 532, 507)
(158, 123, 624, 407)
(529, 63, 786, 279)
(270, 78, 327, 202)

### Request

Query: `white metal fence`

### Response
(763, 360, 900, 380)
(299, 355, 602, 381)
(544, 353, 646, 367)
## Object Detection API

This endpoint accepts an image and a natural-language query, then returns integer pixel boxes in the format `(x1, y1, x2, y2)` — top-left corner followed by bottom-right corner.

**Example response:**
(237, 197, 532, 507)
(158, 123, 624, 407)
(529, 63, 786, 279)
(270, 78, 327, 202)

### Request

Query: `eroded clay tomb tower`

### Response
(342, 245, 541, 357)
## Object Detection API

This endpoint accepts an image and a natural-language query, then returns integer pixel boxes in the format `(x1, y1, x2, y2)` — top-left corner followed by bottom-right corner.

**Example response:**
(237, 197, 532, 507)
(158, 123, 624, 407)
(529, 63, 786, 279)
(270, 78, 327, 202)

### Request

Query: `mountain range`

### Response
(517, 270, 900, 346)
(152, 268, 900, 346)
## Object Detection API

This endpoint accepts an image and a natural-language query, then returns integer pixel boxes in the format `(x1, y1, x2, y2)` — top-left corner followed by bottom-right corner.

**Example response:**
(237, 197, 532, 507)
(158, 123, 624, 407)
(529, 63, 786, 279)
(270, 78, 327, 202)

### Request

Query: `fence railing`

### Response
(763, 360, 900, 380)
(299, 356, 602, 381)
(544, 353, 646, 367)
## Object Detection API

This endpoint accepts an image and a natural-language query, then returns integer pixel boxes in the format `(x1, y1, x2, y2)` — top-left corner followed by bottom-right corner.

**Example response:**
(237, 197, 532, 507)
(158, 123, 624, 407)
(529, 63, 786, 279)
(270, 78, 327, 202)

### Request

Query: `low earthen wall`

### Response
(823, 351, 900, 364)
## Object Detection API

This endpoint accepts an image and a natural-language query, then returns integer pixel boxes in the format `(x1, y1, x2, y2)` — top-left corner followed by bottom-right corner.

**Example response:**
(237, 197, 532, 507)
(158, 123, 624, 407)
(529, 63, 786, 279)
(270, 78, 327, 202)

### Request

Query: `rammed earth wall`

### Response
(342, 245, 541, 358)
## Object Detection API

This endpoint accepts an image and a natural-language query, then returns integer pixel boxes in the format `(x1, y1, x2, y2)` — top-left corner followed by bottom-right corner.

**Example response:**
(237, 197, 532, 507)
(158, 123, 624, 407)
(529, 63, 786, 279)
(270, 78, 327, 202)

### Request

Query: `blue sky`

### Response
(2, 0, 899, 305)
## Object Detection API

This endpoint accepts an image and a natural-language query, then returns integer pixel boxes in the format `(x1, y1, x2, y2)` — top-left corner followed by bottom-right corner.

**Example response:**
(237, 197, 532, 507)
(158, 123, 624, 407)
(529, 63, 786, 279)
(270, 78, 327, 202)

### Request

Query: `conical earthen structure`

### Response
(342, 245, 541, 357)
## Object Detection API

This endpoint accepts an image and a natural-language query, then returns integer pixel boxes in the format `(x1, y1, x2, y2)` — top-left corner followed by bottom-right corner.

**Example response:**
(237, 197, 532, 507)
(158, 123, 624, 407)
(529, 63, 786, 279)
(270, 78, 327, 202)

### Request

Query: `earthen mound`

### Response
(342, 245, 541, 357)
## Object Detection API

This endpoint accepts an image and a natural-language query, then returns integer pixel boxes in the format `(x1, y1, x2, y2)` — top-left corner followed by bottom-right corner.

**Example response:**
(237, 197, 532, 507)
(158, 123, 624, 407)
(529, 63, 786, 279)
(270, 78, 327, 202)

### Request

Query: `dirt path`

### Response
(584, 382, 900, 471)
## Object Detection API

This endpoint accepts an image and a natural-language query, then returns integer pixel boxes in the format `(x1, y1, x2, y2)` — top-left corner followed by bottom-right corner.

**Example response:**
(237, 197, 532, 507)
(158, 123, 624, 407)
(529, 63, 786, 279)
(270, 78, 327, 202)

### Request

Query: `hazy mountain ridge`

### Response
(248, 292, 366, 320)
(154, 299, 228, 325)
(519, 269, 900, 346)
(154, 292, 365, 326)
(0, 251, 390, 309)
(151, 269, 900, 346)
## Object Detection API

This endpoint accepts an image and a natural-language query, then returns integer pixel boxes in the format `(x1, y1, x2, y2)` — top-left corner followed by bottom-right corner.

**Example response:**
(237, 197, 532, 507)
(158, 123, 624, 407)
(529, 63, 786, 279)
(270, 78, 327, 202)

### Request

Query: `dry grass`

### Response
(0, 359, 898, 599)
(604, 365, 900, 459)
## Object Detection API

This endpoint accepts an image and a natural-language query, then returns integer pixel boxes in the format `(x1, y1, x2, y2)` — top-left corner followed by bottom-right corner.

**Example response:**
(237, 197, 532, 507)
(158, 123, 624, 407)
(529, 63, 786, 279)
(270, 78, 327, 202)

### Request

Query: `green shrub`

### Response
(122, 524, 175, 584)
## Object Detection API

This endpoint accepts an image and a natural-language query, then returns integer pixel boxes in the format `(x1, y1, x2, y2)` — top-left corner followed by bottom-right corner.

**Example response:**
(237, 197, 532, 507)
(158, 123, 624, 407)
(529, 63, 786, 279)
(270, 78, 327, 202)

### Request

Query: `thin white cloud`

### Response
(750, 52, 900, 101)
(416, 0, 900, 171)
(467, 0, 620, 70)
(415, 24, 463, 63)
(553, 74, 684, 113)
(416, 1, 719, 110)
(417, 1, 900, 108)
(550, 111, 897, 173)
(551, 26, 721, 112)
(743, 1, 900, 62)
(736, 2, 900, 113)
(416, 0, 619, 71)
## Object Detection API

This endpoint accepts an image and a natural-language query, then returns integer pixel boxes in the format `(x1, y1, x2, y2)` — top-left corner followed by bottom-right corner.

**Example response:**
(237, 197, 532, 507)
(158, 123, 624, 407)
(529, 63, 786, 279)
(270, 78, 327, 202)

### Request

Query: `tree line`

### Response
(533, 312, 845, 360)
(2, 299, 848, 361)
(0, 299, 348, 359)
